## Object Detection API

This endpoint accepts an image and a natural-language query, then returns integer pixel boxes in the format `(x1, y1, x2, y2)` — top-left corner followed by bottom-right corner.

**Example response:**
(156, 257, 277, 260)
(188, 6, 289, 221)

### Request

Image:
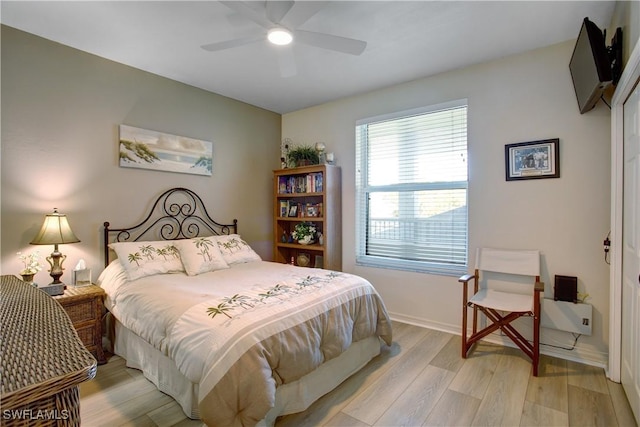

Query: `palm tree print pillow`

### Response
(109, 240, 184, 281)
(210, 234, 262, 265)
(173, 237, 229, 276)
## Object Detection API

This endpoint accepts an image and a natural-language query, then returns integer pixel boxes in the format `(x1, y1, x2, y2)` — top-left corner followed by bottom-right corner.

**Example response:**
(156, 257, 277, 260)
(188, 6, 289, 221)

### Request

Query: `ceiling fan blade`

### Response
(266, 1, 294, 24)
(281, 1, 328, 29)
(294, 30, 367, 55)
(276, 46, 297, 78)
(201, 35, 264, 52)
(220, 1, 273, 29)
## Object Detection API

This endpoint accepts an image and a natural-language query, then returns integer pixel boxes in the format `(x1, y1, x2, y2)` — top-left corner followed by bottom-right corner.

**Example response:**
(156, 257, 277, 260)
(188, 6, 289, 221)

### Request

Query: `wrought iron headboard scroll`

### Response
(103, 187, 238, 267)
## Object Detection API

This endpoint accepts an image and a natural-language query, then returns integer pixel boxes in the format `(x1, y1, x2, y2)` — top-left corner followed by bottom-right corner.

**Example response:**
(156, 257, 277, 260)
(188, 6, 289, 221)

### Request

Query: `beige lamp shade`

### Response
(30, 208, 80, 245)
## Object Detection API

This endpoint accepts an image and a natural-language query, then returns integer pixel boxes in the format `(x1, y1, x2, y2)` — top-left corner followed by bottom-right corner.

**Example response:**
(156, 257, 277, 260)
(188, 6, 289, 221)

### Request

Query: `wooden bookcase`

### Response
(273, 164, 342, 271)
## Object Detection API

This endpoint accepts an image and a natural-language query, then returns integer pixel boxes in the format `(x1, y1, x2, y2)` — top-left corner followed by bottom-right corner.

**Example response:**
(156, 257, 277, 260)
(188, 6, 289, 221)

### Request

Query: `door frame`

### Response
(609, 41, 640, 382)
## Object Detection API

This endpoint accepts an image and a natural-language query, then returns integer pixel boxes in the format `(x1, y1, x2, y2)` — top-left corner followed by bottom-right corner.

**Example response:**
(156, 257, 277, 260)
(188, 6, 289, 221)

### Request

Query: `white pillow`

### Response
(109, 240, 184, 281)
(174, 237, 229, 276)
(211, 234, 262, 265)
(96, 260, 129, 310)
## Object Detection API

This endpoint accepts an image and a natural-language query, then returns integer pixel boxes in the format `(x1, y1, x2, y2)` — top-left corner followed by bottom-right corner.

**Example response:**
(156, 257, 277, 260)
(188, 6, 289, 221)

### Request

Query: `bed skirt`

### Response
(112, 318, 382, 426)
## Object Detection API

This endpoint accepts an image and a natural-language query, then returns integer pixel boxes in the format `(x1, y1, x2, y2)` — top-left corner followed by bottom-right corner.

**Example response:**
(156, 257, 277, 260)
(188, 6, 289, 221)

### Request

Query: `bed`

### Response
(98, 187, 393, 426)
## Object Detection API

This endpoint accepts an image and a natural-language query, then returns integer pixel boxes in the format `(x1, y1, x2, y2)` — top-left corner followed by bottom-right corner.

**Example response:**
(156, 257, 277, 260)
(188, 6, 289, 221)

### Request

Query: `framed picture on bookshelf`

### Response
(280, 201, 289, 217)
(306, 205, 318, 217)
(288, 204, 298, 217)
(314, 255, 324, 269)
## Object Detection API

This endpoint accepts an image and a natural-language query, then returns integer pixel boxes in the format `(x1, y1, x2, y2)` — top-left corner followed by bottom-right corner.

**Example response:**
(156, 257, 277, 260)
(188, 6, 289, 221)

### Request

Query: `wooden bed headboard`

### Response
(103, 187, 238, 267)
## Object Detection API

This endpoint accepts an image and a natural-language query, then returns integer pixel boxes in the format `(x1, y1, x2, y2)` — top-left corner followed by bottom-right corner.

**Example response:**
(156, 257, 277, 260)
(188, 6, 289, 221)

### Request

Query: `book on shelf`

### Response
(278, 178, 287, 194)
(314, 173, 323, 192)
(278, 173, 324, 194)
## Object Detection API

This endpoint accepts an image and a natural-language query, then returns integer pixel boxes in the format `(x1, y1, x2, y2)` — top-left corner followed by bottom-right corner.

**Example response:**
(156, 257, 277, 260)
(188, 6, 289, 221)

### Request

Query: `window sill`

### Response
(356, 256, 466, 277)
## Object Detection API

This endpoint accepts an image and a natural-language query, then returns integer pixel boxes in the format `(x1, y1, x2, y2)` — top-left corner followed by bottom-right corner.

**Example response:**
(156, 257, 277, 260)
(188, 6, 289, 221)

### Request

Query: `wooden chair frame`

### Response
(459, 254, 544, 377)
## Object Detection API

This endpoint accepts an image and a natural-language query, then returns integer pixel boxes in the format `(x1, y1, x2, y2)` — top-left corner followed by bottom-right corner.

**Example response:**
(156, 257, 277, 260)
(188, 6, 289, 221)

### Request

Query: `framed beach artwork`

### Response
(119, 125, 213, 176)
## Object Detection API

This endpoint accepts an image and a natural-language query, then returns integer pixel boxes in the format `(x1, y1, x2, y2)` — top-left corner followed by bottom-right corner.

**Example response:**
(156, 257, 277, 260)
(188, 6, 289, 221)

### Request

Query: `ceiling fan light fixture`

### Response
(268, 28, 293, 46)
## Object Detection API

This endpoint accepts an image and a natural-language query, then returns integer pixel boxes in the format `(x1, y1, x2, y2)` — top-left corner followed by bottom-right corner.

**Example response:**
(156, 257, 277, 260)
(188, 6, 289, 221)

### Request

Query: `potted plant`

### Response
(287, 145, 319, 167)
(292, 222, 317, 245)
(17, 251, 42, 284)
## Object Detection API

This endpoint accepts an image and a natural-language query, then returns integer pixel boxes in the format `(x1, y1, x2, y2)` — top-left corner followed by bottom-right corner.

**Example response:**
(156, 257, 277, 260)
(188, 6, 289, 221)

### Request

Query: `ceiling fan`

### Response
(201, 1, 367, 76)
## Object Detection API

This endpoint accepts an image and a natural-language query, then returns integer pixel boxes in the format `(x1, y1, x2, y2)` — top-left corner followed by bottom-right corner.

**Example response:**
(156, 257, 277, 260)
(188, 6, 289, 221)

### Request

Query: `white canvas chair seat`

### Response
(459, 248, 543, 376)
(469, 289, 534, 313)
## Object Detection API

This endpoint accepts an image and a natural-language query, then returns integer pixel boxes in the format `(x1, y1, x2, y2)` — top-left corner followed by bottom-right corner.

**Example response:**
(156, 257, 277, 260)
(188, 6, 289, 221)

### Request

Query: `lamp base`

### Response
(39, 283, 65, 296)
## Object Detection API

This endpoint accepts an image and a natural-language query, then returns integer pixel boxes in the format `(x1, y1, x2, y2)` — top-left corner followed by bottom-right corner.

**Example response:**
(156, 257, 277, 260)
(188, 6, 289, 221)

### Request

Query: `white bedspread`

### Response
(99, 261, 392, 426)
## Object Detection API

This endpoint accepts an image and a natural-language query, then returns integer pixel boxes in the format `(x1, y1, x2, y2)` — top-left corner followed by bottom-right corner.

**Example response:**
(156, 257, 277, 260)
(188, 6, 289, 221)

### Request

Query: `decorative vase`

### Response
(298, 236, 314, 245)
(20, 273, 35, 285)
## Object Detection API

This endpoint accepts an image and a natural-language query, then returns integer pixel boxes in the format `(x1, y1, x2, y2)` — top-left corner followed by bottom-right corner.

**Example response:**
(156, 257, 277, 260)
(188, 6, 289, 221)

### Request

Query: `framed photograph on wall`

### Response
(505, 138, 560, 181)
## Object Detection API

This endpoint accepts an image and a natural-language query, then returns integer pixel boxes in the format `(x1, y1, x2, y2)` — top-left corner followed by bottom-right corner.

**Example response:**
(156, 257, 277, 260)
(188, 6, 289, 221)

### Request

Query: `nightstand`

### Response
(54, 284, 107, 364)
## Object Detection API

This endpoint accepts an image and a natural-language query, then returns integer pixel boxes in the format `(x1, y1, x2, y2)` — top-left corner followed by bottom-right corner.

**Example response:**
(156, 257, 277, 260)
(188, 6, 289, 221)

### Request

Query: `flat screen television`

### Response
(569, 17, 613, 114)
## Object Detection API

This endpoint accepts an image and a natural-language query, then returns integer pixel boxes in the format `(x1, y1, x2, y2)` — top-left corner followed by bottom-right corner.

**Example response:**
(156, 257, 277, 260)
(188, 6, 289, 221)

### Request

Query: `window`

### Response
(355, 100, 468, 275)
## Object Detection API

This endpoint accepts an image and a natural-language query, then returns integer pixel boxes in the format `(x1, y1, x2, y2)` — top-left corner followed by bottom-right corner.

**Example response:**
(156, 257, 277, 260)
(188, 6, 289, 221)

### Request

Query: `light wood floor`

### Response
(79, 321, 638, 426)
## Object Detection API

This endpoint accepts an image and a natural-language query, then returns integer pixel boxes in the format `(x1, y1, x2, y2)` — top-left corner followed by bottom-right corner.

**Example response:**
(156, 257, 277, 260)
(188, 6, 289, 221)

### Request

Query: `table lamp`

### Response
(30, 208, 80, 286)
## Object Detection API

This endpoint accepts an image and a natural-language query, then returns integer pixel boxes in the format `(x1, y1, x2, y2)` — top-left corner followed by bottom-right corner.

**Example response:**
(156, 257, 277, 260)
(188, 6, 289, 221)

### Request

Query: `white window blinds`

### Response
(355, 100, 468, 275)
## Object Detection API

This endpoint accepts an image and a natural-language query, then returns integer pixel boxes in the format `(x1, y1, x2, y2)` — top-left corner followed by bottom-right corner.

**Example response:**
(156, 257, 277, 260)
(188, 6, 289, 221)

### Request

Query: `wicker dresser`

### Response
(0, 275, 97, 426)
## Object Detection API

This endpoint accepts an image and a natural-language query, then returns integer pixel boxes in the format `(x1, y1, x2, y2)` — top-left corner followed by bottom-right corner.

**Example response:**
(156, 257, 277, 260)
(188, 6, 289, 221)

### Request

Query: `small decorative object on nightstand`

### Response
(17, 250, 42, 286)
(54, 284, 107, 364)
(72, 259, 92, 287)
(20, 273, 35, 284)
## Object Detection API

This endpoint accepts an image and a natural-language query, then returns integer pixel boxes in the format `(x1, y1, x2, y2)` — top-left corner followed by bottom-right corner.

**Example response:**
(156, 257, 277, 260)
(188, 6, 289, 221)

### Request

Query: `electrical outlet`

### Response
(582, 318, 589, 325)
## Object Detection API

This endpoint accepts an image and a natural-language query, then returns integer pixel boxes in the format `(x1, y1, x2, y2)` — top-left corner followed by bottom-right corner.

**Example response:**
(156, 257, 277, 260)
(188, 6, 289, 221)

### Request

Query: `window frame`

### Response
(355, 99, 469, 276)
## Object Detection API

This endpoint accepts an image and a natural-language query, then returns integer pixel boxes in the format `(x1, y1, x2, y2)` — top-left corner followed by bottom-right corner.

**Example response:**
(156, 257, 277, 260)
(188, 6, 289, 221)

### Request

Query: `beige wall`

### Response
(282, 40, 612, 365)
(1, 26, 281, 278)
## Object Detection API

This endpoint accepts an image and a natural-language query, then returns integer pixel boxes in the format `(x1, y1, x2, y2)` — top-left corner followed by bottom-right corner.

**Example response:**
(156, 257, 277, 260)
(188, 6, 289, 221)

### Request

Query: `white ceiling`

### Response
(1, 1, 616, 114)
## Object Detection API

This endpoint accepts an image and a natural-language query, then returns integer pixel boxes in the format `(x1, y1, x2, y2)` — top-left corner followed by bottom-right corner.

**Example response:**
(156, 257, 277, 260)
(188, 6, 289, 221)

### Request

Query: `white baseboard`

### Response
(389, 311, 461, 335)
(388, 311, 608, 369)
